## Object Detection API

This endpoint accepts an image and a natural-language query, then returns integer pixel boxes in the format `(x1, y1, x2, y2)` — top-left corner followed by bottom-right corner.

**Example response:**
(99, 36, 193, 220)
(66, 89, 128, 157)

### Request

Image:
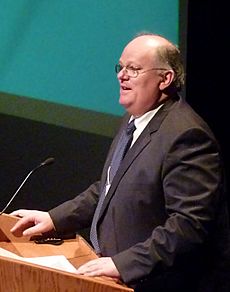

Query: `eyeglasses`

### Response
(115, 64, 168, 78)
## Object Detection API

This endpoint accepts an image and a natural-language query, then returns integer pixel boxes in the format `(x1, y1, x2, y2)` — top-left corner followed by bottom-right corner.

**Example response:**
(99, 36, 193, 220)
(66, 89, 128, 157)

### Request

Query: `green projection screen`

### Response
(0, 0, 181, 135)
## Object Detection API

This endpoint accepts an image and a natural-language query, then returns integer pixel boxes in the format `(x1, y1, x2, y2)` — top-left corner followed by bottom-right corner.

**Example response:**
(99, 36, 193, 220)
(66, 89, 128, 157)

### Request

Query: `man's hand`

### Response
(76, 257, 120, 279)
(10, 209, 54, 237)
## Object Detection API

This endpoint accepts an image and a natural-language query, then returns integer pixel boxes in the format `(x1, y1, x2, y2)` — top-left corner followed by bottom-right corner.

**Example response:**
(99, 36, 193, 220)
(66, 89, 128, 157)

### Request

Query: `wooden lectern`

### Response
(0, 213, 134, 292)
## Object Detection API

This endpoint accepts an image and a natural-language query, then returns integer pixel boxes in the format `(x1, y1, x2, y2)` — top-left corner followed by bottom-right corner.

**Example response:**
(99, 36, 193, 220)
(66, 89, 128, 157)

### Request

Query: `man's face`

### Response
(117, 36, 164, 117)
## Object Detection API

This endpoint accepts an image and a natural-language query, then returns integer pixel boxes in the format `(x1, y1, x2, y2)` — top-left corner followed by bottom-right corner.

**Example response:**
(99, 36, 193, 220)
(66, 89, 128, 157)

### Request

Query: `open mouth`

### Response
(121, 85, 131, 90)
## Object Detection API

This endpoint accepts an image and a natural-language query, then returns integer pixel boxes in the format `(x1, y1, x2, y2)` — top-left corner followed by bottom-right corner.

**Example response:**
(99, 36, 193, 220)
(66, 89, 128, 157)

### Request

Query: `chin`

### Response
(119, 96, 131, 106)
(120, 104, 135, 116)
(120, 101, 130, 111)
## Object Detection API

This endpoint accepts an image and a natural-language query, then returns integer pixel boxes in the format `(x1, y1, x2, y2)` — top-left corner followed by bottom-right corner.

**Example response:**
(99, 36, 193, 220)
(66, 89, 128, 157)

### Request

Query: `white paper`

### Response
(0, 247, 77, 273)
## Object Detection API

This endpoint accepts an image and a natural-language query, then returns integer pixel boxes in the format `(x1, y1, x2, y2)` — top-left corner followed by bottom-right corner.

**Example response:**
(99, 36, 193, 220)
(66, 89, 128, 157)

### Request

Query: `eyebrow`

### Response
(119, 61, 142, 68)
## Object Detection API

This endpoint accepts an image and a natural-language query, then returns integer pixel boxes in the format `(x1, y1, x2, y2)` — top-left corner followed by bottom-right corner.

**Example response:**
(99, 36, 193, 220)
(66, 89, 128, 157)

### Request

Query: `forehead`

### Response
(120, 36, 160, 65)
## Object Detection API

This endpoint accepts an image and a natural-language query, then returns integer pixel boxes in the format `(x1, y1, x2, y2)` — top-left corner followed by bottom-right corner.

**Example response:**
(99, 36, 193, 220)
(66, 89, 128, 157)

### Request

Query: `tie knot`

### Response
(126, 119, 136, 136)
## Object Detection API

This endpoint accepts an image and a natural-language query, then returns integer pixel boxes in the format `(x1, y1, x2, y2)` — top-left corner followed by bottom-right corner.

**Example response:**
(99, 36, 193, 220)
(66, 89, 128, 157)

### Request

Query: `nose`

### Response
(117, 67, 129, 80)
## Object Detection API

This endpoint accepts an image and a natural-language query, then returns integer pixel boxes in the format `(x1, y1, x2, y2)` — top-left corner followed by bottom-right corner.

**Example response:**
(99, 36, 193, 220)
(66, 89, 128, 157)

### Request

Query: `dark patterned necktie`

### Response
(90, 119, 136, 253)
(109, 119, 136, 182)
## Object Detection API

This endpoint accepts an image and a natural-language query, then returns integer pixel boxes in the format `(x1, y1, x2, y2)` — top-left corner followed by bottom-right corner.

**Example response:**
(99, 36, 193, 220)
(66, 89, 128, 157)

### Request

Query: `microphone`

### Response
(0, 157, 55, 215)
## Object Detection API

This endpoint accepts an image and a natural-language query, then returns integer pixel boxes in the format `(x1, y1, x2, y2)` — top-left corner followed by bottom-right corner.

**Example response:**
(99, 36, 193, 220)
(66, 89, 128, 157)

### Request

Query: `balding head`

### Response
(132, 34, 175, 48)
(125, 33, 185, 92)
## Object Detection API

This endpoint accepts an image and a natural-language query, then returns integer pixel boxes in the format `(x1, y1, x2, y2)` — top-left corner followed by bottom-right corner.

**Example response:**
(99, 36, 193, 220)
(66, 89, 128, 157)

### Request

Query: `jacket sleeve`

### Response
(48, 181, 101, 233)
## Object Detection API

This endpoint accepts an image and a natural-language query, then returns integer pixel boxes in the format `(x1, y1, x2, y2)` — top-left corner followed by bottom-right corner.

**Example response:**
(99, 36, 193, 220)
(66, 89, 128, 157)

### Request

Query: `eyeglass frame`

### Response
(115, 63, 169, 78)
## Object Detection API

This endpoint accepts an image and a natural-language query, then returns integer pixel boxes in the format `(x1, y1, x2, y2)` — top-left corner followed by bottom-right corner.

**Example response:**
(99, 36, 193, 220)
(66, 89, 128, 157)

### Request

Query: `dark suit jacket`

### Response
(49, 95, 230, 291)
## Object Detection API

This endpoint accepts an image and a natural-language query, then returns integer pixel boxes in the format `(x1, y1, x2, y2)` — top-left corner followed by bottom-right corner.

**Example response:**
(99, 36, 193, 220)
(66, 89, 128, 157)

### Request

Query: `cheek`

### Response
(136, 82, 159, 107)
(137, 80, 155, 98)
(144, 78, 160, 95)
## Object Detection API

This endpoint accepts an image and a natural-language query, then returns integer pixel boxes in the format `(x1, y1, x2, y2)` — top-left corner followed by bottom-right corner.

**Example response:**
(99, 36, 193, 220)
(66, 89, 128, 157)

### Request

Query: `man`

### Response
(11, 33, 229, 291)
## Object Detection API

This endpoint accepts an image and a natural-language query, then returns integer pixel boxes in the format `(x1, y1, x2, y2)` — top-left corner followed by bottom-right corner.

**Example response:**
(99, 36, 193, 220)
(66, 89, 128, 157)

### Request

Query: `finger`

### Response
(10, 217, 35, 236)
(76, 266, 103, 277)
(82, 270, 103, 277)
(77, 260, 106, 277)
(77, 260, 98, 271)
(10, 209, 26, 217)
(22, 226, 39, 236)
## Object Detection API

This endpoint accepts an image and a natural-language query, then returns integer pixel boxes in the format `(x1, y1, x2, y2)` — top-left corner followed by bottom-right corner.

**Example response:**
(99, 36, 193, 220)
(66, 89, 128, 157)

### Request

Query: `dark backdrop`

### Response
(186, 1, 229, 208)
(0, 113, 112, 212)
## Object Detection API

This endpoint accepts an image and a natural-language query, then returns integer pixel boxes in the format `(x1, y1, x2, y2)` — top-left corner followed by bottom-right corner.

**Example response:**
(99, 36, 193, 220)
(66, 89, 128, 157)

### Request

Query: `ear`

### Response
(159, 70, 175, 90)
